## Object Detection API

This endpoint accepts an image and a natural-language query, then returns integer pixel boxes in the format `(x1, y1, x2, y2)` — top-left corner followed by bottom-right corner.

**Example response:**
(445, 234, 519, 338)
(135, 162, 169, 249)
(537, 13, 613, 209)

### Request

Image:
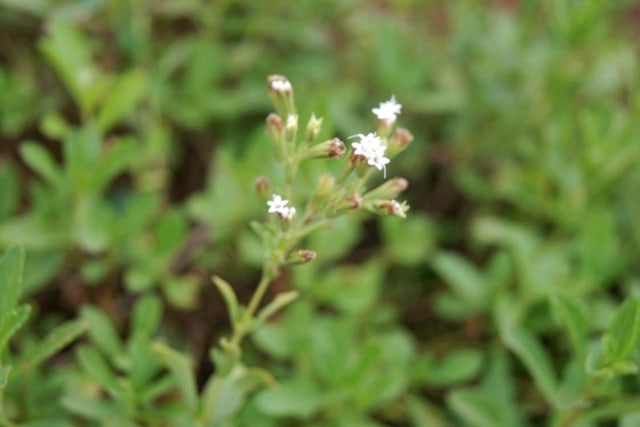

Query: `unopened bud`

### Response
(268, 75, 292, 96)
(305, 138, 345, 159)
(285, 114, 298, 147)
(255, 176, 271, 199)
(364, 177, 408, 201)
(369, 199, 409, 218)
(331, 193, 362, 217)
(286, 249, 317, 266)
(266, 113, 283, 139)
(315, 174, 336, 199)
(304, 114, 324, 144)
(386, 128, 413, 158)
(267, 74, 295, 117)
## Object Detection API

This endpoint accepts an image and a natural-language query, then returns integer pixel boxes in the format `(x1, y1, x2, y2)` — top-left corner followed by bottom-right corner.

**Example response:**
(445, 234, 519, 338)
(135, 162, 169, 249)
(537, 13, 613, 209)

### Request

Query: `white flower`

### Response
(350, 132, 390, 177)
(267, 194, 296, 220)
(267, 194, 289, 213)
(372, 95, 402, 124)
(280, 206, 296, 220)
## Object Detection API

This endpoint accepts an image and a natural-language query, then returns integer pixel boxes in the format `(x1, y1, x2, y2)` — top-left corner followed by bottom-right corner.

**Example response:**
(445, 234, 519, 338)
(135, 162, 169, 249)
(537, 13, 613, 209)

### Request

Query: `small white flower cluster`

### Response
(270, 78, 292, 93)
(350, 132, 390, 177)
(267, 194, 296, 220)
(372, 95, 402, 124)
(348, 96, 402, 178)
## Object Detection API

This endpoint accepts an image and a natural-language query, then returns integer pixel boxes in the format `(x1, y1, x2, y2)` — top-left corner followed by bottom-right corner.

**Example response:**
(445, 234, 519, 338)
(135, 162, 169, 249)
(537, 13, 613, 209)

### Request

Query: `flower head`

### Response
(350, 132, 390, 177)
(372, 96, 402, 124)
(267, 194, 288, 213)
(267, 194, 296, 220)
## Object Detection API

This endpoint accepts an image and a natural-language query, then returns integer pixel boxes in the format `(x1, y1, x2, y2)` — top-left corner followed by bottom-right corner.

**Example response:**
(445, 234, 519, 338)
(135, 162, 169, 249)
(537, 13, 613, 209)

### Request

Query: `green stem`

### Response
(229, 264, 277, 348)
(244, 268, 275, 323)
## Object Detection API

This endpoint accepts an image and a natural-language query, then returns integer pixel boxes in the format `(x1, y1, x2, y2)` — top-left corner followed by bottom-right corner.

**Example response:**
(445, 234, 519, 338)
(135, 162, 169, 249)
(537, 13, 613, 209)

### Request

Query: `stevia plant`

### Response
(0, 247, 86, 426)
(151, 75, 413, 426)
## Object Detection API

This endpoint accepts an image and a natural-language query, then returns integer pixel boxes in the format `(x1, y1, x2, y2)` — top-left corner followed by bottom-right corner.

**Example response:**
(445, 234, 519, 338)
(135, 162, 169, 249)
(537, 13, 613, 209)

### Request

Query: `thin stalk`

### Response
(229, 265, 276, 348)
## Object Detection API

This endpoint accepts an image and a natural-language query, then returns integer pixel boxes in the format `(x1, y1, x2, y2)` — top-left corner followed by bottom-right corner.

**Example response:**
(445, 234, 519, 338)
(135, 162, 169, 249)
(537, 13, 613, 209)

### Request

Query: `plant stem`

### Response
(229, 264, 276, 348)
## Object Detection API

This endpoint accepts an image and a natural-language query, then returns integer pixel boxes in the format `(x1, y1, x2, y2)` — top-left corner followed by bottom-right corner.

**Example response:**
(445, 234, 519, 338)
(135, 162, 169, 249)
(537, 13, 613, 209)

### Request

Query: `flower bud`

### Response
(304, 114, 323, 144)
(386, 127, 413, 158)
(286, 249, 317, 265)
(267, 74, 295, 117)
(369, 199, 409, 218)
(304, 138, 345, 159)
(285, 114, 298, 147)
(266, 113, 283, 139)
(314, 174, 336, 199)
(255, 176, 271, 199)
(266, 113, 285, 159)
(364, 177, 408, 201)
(331, 193, 362, 217)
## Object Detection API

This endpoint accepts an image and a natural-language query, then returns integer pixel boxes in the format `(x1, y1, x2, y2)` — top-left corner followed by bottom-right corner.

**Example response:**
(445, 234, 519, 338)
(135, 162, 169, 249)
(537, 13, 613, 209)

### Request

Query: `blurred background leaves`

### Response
(2, 0, 640, 425)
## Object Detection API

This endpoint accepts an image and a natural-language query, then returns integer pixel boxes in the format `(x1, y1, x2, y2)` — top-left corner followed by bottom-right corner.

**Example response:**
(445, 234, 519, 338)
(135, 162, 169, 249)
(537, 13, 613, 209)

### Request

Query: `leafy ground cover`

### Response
(1, 1, 640, 426)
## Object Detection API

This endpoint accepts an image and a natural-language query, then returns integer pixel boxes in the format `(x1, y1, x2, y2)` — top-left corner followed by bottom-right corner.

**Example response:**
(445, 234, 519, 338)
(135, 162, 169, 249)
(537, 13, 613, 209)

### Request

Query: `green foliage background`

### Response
(2, 0, 640, 426)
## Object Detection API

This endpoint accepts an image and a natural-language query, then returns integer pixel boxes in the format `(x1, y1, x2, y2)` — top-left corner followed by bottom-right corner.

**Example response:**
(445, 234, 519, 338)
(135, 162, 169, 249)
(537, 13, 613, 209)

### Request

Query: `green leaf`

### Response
(601, 297, 640, 365)
(81, 306, 123, 360)
(255, 291, 299, 326)
(63, 127, 102, 192)
(128, 332, 160, 391)
(14, 319, 86, 377)
(200, 364, 274, 425)
(39, 21, 96, 115)
(407, 396, 451, 427)
(550, 295, 588, 360)
(97, 69, 146, 132)
(152, 343, 197, 411)
(380, 214, 434, 265)
(254, 379, 326, 418)
(76, 346, 122, 398)
(0, 365, 10, 390)
(447, 388, 504, 427)
(431, 251, 488, 311)
(131, 294, 162, 337)
(154, 209, 187, 256)
(0, 247, 25, 319)
(415, 349, 484, 387)
(500, 326, 558, 403)
(212, 276, 240, 324)
(73, 196, 112, 253)
(0, 163, 19, 219)
(0, 305, 31, 355)
(93, 137, 135, 191)
(163, 276, 200, 309)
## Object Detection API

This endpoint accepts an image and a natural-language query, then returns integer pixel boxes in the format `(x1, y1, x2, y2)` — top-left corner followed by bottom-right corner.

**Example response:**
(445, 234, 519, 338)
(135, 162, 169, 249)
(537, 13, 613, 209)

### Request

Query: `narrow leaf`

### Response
(431, 251, 487, 310)
(447, 388, 503, 427)
(152, 342, 198, 411)
(75, 345, 121, 397)
(501, 327, 558, 403)
(81, 306, 123, 359)
(550, 295, 588, 360)
(131, 294, 163, 337)
(97, 69, 146, 132)
(14, 319, 86, 377)
(601, 297, 640, 364)
(0, 305, 31, 354)
(200, 364, 274, 425)
(19, 143, 63, 188)
(212, 276, 240, 324)
(256, 291, 299, 326)
(0, 246, 26, 318)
